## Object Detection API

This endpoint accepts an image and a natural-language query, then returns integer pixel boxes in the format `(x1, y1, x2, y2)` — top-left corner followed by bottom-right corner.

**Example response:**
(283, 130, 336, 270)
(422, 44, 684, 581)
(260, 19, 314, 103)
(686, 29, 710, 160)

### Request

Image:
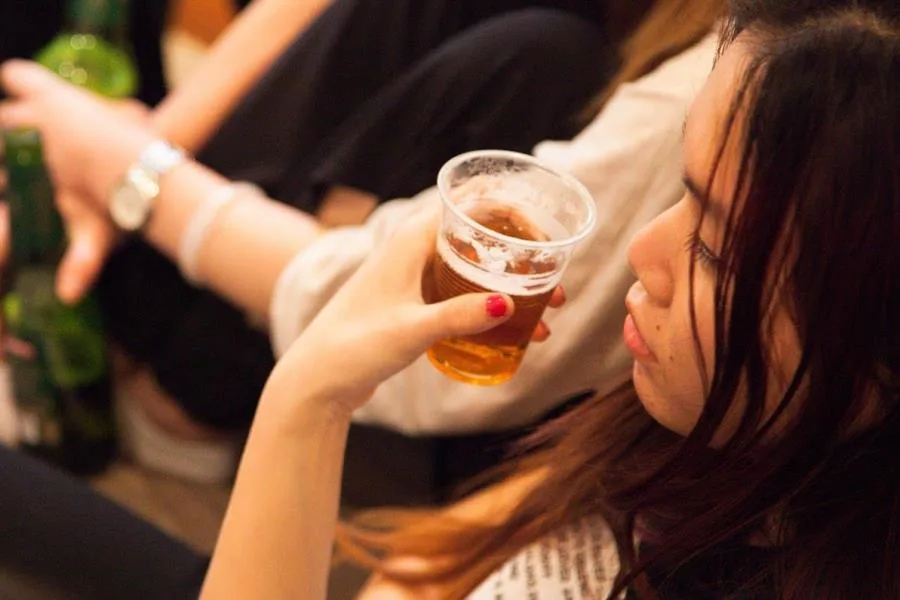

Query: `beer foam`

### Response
(451, 198, 571, 242)
(437, 235, 563, 297)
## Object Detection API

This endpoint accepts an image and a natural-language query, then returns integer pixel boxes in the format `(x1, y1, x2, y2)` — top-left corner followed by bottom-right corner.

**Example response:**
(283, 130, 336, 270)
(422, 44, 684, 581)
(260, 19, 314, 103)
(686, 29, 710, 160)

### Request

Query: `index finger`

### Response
(547, 286, 566, 309)
(0, 60, 58, 98)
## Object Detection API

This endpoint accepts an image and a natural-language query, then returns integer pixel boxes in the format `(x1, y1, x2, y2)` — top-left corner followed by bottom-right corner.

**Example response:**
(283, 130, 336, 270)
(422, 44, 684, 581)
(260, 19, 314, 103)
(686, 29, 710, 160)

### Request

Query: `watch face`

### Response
(111, 167, 159, 231)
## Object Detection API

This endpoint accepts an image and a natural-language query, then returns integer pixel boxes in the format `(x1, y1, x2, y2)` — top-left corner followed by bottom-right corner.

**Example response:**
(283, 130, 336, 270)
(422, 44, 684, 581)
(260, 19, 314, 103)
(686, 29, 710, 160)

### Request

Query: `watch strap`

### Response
(109, 139, 187, 232)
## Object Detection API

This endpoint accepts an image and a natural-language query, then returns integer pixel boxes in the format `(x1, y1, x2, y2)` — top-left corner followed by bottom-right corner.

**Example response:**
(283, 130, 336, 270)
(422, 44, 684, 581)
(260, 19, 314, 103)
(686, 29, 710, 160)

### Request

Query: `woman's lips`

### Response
(624, 313, 656, 363)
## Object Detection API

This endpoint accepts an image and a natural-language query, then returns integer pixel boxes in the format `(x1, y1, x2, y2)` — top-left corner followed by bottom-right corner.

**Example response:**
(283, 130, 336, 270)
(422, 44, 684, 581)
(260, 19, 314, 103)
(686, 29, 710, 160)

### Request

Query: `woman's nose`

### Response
(627, 205, 678, 307)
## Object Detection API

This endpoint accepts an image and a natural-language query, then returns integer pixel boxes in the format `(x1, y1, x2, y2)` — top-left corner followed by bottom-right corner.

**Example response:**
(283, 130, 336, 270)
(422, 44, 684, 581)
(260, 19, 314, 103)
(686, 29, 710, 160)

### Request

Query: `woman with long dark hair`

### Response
(0, 0, 897, 598)
(205, 4, 897, 597)
(325, 5, 900, 597)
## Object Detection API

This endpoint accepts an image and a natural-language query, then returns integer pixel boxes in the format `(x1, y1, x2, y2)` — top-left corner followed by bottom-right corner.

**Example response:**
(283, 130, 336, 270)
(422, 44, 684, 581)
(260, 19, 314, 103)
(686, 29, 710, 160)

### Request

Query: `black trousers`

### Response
(98, 0, 615, 429)
(0, 446, 207, 600)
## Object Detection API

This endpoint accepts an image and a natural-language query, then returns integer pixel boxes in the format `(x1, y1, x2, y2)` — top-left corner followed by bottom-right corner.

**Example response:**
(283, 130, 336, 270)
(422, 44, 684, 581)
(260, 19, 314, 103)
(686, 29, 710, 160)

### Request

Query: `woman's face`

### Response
(624, 38, 802, 442)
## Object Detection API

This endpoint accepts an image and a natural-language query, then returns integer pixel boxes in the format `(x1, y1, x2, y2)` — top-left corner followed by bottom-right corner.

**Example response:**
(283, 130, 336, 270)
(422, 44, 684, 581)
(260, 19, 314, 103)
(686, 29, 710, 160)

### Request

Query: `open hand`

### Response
(0, 60, 155, 303)
(0, 60, 154, 199)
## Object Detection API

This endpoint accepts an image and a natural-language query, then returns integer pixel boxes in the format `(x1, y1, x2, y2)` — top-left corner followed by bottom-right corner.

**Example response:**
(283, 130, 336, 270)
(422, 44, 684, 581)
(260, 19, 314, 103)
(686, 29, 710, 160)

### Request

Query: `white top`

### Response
(465, 517, 622, 600)
(269, 34, 718, 435)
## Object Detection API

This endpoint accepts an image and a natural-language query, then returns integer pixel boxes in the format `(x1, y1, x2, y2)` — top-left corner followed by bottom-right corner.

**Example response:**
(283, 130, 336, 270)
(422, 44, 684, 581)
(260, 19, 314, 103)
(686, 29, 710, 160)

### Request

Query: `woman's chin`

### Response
(632, 363, 692, 437)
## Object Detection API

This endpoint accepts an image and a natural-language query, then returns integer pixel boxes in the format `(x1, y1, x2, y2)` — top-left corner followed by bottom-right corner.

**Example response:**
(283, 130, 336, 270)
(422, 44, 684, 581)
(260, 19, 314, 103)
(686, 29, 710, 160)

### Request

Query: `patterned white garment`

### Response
(465, 517, 622, 600)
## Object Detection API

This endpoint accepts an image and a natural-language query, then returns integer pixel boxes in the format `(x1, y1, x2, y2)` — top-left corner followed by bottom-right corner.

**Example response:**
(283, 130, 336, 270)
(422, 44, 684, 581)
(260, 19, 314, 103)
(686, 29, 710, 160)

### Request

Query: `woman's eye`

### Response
(684, 232, 722, 270)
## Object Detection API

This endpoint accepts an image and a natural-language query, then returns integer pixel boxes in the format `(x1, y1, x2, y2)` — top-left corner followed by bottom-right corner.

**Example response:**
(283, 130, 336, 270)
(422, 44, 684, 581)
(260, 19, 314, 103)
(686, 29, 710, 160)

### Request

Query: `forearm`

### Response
(149, 168, 321, 319)
(89, 133, 321, 320)
(152, 0, 333, 152)
(201, 357, 352, 599)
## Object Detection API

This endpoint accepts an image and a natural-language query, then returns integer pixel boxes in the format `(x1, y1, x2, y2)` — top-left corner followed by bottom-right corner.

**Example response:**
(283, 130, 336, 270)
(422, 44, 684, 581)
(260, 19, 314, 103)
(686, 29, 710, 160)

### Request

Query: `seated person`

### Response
(1, 0, 723, 486)
(95, 0, 631, 474)
(0, 0, 896, 596)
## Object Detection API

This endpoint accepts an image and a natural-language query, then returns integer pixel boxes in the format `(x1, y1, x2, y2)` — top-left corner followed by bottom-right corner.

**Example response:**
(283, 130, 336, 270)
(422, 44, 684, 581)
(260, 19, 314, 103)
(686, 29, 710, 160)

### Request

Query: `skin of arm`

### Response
(0, 63, 323, 319)
(154, 0, 379, 227)
(198, 208, 519, 599)
(144, 161, 324, 320)
(200, 354, 352, 599)
(206, 386, 543, 600)
(89, 126, 323, 320)
(152, 0, 334, 153)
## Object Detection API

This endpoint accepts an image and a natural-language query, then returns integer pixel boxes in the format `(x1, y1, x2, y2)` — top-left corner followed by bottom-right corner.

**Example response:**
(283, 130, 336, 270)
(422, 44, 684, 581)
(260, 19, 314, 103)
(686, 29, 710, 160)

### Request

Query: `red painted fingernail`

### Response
(486, 295, 508, 318)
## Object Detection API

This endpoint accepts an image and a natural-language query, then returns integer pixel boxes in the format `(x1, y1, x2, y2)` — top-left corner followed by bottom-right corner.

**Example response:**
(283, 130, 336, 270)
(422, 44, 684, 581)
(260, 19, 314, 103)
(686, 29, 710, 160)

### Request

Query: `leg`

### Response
(97, 242, 273, 431)
(197, 0, 471, 199)
(283, 8, 615, 205)
(0, 446, 207, 599)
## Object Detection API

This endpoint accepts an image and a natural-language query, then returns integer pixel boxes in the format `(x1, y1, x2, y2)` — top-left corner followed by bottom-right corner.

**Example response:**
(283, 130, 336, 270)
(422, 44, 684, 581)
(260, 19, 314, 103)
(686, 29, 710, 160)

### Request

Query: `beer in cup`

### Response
(425, 150, 596, 385)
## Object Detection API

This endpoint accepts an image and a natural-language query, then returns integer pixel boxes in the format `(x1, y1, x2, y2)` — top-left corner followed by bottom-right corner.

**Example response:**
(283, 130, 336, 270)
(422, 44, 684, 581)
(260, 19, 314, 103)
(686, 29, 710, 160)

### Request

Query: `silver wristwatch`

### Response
(109, 140, 186, 232)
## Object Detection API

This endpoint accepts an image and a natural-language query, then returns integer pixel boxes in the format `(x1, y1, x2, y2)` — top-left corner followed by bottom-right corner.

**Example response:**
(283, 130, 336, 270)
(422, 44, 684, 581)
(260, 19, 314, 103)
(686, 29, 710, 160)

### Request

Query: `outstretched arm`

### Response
(153, 0, 333, 152)
(200, 209, 515, 598)
(0, 61, 321, 317)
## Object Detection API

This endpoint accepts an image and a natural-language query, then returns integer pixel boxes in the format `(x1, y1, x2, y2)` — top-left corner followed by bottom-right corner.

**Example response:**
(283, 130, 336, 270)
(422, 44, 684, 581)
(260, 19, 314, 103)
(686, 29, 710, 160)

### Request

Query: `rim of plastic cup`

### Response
(437, 150, 597, 250)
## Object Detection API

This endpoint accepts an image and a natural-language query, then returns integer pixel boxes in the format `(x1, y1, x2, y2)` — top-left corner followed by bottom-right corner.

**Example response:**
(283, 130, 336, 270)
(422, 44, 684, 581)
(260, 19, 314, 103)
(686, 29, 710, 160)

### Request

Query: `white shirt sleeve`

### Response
(269, 34, 718, 435)
(268, 187, 440, 358)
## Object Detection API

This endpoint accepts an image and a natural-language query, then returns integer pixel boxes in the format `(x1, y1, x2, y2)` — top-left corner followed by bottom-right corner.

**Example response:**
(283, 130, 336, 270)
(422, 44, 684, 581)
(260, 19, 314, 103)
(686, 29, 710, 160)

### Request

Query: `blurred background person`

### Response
(0, 0, 723, 489)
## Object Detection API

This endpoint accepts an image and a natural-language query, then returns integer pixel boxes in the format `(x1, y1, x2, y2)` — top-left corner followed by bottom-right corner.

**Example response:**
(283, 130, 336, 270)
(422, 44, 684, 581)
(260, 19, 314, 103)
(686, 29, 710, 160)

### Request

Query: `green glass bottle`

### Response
(36, 0, 138, 99)
(0, 0, 138, 474)
(2, 130, 117, 475)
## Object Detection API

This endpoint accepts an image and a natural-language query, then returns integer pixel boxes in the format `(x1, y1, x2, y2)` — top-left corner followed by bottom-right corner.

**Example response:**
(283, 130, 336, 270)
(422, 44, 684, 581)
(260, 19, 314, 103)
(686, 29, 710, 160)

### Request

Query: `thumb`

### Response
(0, 60, 59, 98)
(56, 234, 109, 304)
(421, 292, 514, 340)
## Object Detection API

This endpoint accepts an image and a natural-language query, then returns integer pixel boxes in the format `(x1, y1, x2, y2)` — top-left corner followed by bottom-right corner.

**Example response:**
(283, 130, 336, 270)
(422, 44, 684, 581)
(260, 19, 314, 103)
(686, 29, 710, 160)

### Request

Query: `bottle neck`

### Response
(66, 0, 127, 40)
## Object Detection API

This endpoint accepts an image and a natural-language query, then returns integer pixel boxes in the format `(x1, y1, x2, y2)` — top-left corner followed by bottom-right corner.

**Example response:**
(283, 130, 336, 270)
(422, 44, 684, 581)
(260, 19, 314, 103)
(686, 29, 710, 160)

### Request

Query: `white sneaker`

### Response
(115, 389, 241, 485)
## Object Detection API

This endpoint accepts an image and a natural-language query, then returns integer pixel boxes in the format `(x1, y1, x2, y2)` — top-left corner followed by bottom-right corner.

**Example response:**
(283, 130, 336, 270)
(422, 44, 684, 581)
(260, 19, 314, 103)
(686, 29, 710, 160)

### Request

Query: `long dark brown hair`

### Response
(337, 5, 900, 599)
